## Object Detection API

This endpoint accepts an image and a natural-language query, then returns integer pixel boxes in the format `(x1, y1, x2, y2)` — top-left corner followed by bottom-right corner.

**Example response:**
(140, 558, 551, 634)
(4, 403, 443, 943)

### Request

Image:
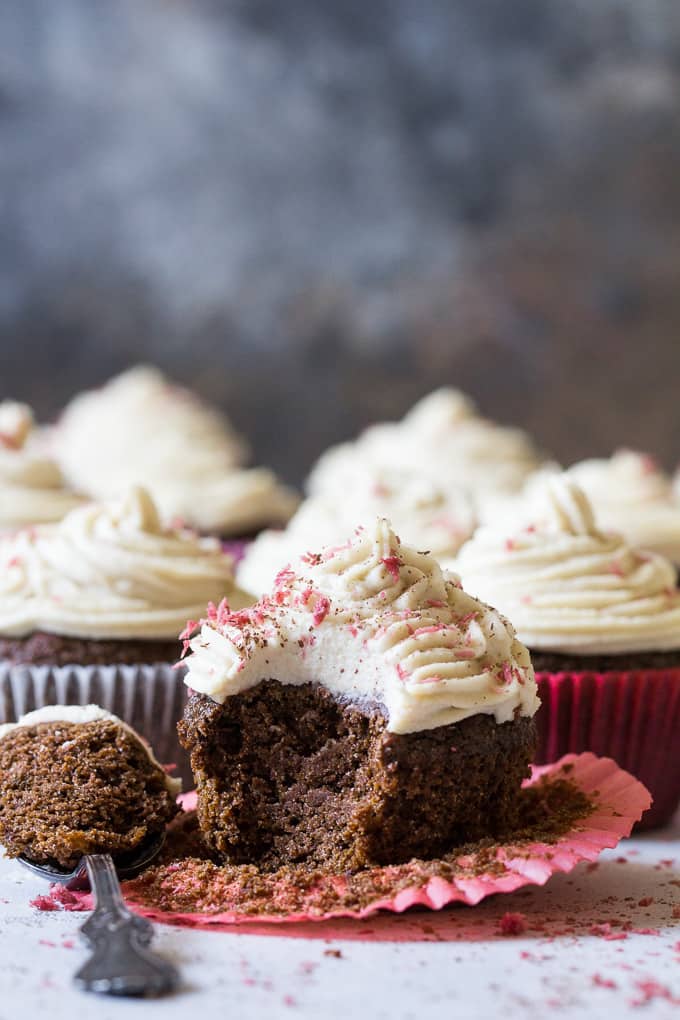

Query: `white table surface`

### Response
(1, 812, 679, 1020)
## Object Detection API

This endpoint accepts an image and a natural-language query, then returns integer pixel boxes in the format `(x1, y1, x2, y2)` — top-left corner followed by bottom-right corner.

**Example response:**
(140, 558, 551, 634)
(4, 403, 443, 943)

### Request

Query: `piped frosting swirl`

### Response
(53, 366, 298, 534)
(0, 402, 83, 532)
(238, 468, 475, 596)
(456, 478, 680, 654)
(185, 518, 538, 733)
(307, 388, 544, 508)
(0, 487, 246, 640)
(565, 450, 680, 564)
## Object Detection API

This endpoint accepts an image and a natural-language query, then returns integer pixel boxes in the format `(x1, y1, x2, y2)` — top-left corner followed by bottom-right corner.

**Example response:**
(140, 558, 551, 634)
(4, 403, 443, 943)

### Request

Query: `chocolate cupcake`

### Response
(0, 705, 180, 870)
(0, 486, 248, 771)
(53, 365, 299, 539)
(179, 518, 539, 871)
(456, 477, 680, 828)
(0, 401, 83, 533)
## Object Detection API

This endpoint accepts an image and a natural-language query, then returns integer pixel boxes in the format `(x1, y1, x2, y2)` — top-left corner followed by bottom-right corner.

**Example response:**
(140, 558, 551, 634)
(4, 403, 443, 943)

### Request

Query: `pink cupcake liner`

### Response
(71, 752, 647, 928)
(535, 668, 680, 830)
(0, 662, 190, 785)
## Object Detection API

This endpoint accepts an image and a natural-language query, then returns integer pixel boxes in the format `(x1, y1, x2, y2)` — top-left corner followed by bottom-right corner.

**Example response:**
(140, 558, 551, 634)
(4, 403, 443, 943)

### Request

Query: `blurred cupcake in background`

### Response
(0, 401, 83, 533)
(455, 476, 680, 829)
(307, 388, 547, 515)
(238, 467, 476, 597)
(0, 485, 248, 776)
(565, 450, 680, 567)
(52, 365, 299, 539)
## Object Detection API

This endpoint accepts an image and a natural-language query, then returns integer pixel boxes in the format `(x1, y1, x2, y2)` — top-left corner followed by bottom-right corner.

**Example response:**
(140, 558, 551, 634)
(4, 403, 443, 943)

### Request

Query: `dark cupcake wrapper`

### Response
(534, 667, 680, 830)
(0, 661, 191, 786)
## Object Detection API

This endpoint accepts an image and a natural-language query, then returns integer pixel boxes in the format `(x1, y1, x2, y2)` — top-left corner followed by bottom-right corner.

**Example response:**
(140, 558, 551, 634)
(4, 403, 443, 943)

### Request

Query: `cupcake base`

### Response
(534, 663, 680, 829)
(179, 681, 537, 872)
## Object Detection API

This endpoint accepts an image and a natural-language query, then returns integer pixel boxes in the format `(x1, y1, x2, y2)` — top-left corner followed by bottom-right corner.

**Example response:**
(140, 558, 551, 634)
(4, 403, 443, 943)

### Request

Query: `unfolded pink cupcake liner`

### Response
(535, 667, 680, 830)
(0, 662, 190, 785)
(67, 752, 648, 928)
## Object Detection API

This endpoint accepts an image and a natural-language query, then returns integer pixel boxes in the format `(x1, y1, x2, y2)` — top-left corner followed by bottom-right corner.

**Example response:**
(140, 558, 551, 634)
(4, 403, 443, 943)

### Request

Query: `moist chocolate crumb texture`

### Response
(0, 486, 249, 665)
(455, 476, 680, 660)
(0, 705, 181, 870)
(179, 518, 540, 872)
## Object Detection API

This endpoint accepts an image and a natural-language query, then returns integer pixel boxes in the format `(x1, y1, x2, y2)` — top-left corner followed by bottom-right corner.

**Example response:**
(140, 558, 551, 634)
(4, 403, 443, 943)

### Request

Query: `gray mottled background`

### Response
(1, 0, 680, 482)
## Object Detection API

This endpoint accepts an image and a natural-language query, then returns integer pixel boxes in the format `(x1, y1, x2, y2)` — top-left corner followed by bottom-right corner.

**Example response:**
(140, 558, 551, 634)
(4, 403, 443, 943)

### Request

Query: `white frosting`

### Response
(307, 388, 544, 509)
(0, 704, 181, 795)
(0, 487, 248, 640)
(186, 518, 538, 734)
(0, 402, 83, 532)
(456, 478, 680, 655)
(53, 366, 298, 534)
(238, 470, 475, 597)
(565, 451, 680, 564)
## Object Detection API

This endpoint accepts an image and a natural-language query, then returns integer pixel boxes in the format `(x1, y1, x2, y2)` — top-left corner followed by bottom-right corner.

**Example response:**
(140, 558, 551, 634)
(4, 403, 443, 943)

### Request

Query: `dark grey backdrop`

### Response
(1, 0, 680, 482)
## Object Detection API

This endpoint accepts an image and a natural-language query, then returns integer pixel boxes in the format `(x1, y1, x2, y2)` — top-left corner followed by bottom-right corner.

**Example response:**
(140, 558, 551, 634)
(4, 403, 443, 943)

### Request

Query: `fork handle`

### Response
(74, 854, 178, 997)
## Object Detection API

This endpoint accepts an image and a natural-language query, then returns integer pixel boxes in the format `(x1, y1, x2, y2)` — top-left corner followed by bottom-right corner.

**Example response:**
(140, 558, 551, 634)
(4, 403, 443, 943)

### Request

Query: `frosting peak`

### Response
(0, 401, 83, 533)
(184, 518, 538, 733)
(565, 450, 680, 564)
(53, 366, 298, 535)
(306, 388, 544, 511)
(0, 488, 247, 640)
(456, 478, 680, 655)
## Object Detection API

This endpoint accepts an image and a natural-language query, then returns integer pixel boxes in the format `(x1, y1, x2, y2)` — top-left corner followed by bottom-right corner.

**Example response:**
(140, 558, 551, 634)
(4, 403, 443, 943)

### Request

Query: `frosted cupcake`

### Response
(0, 401, 82, 533)
(0, 486, 247, 769)
(53, 366, 298, 537)
(238, 468, 475, 597)
(307, 388, 545, 512)
(456, 477, 680, 828)
(180, 518, 539, 870)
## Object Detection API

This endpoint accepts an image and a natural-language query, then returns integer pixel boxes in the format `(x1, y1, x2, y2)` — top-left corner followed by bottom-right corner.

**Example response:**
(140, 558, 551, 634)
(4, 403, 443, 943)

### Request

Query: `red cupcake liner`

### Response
(535, 667, 680, 830)
(45, 753, 637, 927)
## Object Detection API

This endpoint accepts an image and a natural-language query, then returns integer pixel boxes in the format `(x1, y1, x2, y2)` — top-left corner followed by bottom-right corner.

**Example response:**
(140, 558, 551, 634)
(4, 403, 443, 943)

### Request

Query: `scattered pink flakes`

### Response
(380, 555, 402, 583)
(312, 596, 331, 626)
(592, 974, 617, 989)
(498, 912, 527, 936)
(631, 928, 660, 937)
(30, 895, 58, 912)
(589, 923, 628, 941)
(630, 980, 680, 1007)
(283, 994, 297, 1008)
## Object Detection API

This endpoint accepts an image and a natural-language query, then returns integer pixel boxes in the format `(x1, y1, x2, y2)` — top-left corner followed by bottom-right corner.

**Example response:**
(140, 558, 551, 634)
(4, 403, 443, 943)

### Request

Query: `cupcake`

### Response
(307, 388, 546, 513)
(52, 365, 299, 538)
(456, 477, 680, 828)
(0, 401, 83, 533)
(0, 486, 248, 770)
(238, 467, 476, 597)
(0, 705, 180, 870)
(179, 518, 539, 871)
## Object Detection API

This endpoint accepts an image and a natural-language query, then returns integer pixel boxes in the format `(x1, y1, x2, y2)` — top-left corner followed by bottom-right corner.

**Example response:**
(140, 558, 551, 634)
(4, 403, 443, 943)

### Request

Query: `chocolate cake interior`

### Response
(0, 719, 179, 869)
(179, 681, 537, 873)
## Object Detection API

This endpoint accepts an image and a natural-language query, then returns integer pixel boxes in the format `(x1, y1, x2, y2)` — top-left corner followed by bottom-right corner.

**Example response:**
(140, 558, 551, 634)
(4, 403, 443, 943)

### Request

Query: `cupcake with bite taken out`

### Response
(0, 486, 248, 775)
(179, 518, 539, 871)
(456, 477, 680, 828)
